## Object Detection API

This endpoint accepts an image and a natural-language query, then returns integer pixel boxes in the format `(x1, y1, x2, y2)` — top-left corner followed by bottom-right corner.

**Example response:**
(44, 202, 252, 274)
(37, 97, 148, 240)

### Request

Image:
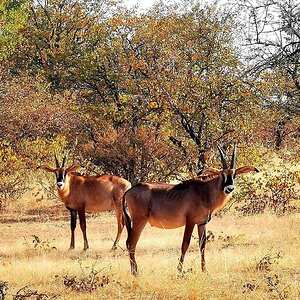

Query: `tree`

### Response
(0, 0, 29, 60)
(0, 0, 278, 194)
(236, 0, 300, 149)
(0, 69, 86, 202)
(128, 3, 263, 172)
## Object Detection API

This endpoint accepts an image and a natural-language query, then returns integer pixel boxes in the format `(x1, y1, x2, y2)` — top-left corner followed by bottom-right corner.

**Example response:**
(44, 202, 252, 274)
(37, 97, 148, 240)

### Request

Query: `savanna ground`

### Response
(1, 198, 300, 300)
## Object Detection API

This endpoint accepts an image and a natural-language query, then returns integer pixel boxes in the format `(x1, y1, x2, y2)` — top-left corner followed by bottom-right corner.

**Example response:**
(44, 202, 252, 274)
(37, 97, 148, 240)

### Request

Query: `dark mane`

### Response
(70, 171, 84, 176)
(174, 175, 220, 190)
(173, 178, 203, 190)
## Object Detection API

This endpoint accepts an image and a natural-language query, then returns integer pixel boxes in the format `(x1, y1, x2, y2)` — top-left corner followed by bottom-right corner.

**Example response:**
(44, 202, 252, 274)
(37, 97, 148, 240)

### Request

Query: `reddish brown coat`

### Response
(123, 144, 258, 275)
(39, 162, 131, 251)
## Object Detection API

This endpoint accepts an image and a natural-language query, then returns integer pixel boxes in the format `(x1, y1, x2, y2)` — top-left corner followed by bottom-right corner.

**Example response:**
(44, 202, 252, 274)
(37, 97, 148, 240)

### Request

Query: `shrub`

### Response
(234, 167, 299, 215)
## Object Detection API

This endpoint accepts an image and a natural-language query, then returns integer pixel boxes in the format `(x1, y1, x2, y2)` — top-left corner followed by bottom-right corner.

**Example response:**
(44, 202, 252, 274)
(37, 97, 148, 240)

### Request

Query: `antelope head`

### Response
(38, 151, 80, 190)
(201, 144, 259, 195)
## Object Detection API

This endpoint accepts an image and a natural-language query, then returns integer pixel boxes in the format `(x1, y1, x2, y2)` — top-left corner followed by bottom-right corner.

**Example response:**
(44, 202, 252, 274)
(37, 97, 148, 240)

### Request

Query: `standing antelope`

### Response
(123, 144, 258, 275)
(38, 153, 131, 251)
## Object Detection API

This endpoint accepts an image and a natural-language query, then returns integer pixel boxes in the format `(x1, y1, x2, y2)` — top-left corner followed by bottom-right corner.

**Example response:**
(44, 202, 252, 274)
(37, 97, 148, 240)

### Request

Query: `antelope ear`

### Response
(66, 163, 81, 173)
(37, 165, 56, 173)
(200, 167, 222, 177)
(235, 166, 259, 175)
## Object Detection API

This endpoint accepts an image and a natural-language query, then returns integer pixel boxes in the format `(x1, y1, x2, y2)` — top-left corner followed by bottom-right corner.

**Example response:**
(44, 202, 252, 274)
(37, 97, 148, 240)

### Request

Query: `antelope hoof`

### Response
(110, 245, 118, 251)
(130, 264, 138, 276)
(68, 246, 75, 251)
(83, 246, 89, 251)
(177, 263, 183, 273)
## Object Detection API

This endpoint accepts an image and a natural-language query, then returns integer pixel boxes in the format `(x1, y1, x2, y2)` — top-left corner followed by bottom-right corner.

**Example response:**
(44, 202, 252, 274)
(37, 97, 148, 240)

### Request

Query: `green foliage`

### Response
(0, 136, 68, 205)
(0, 0, 29, 60)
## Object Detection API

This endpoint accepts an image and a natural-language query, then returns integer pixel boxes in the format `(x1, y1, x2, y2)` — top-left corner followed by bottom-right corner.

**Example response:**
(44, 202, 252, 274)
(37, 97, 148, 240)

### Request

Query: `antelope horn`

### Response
(54, 153, 60, 168)
(62, 150, 69, 168)
(230, 143, 237, 169)
(217, 145, 228, 169)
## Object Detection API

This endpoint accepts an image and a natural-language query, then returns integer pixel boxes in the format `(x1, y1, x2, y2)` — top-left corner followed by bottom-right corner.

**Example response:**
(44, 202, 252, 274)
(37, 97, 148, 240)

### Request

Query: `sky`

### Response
(123, 0, 184, 10)
(123, 0, 222, 12)
(124, 0, 221, 9)
(124, 0, 157, 9)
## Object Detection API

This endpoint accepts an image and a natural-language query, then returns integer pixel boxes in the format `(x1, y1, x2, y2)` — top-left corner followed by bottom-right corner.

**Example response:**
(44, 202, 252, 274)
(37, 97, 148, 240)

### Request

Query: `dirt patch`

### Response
(0, 204, 67, 223)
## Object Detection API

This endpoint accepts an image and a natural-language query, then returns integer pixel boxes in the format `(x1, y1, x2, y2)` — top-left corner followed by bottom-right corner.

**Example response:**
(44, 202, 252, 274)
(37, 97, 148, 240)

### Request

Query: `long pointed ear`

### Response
(197, 168, 222, 182)
(66, 163, 81, 173)
(235, 166, 259, 175)
(200, 167, 222, 177)
(37, 165, 57, 173)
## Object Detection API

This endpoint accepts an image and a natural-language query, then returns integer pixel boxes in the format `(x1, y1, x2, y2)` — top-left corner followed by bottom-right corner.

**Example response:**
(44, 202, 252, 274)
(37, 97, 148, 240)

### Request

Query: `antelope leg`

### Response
(78, 210, 89, 251)
(111, 204, 124, 251)
(68, 209, 77, 250)
(197, 224, 207, 272)
(126, 218, 147, 276)
(178, 223, 195, 272)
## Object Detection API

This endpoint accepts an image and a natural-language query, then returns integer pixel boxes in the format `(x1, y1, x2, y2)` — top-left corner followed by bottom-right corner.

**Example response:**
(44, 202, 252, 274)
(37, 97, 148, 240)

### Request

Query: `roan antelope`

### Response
(38, 153, 131, 251)
(123, 144, 258, 275)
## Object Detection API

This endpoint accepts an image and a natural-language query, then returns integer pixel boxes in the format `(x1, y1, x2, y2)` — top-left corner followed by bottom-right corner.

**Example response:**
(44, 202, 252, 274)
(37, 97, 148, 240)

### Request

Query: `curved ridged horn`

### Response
(55, 153, 60, 168)
(217, 145, 228, 169)
(62, 150, 69, 168)
(230, 143, 237, 169)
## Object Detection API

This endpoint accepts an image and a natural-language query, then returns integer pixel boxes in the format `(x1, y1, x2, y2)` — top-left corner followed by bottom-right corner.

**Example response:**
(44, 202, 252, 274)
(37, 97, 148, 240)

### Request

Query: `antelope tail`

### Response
(122, 192, 132, 238)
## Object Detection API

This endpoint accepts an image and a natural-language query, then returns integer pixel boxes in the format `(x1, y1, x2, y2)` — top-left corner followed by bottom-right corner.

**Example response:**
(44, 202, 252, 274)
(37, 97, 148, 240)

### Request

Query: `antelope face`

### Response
(38, 152, 80, 191)
(200, 144, 258, 195)
(218, 144, 237, 195)
(55, 168, 67, 190)
(221, 169, 235, 195)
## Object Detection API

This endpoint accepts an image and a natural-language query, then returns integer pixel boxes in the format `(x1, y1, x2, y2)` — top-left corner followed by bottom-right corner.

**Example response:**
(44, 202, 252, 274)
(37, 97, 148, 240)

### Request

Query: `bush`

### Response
(234, 166, 299, 215)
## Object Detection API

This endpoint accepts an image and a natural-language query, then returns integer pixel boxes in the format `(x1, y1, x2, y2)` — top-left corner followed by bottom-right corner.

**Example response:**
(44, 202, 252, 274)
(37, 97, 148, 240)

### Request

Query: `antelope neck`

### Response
(57, 175, 71, 201)
(209, 178, 232, 212)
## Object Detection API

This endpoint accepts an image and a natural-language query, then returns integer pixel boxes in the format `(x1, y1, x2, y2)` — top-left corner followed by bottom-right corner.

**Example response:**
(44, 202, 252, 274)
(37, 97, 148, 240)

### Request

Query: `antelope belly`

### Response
(85, 201, 112, 212)
(148, 215, 185, 229)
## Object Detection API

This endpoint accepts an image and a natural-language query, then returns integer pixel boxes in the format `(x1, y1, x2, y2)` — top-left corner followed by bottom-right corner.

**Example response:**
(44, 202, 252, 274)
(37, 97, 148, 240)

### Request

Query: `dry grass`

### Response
(1, 209, 300, 299)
